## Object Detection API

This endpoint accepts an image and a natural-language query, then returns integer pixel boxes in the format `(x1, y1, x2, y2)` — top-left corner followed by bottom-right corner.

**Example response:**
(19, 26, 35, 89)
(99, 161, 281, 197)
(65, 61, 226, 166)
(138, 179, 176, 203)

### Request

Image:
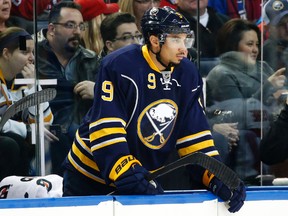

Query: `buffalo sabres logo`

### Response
(150, 7, 159, 16)
(272, 1, 285, 11)
(138, 100, 178, 149)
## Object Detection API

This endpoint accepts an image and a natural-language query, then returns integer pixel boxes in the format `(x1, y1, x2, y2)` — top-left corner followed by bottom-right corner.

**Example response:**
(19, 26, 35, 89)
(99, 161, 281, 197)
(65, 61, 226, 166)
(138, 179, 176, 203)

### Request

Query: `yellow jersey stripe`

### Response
(68, 152, 105, 184)
(177, 130, 212, 145)
(91, 137, 126, 151)
(90, 127, 126, 142)
(178, 139, 215, 156)
(75, 131, 92, 153)
(90, 117, 126, 128)
(71, 143, 99, 171)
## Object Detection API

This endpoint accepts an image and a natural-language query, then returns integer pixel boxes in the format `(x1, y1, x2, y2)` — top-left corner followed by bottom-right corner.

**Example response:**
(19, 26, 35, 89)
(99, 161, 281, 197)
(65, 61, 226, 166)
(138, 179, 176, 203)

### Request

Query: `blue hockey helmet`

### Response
(141, 6, 192, 45)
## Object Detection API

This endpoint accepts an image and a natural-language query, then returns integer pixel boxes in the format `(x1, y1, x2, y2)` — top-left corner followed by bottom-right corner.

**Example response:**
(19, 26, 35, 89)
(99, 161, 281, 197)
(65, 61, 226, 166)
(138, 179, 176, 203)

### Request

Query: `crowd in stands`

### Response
(0, 0, 288, 193)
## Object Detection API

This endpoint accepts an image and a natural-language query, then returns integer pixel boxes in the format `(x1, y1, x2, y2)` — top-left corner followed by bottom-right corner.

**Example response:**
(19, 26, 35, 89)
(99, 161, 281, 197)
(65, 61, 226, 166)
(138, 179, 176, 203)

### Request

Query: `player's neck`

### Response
(149, 49, 167, 71)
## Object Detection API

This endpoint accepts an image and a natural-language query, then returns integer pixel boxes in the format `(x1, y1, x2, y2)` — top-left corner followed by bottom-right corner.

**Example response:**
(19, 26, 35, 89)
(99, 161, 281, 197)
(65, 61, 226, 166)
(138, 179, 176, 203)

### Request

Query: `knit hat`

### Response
(74, 0, 119, 21)
(264, 0, 288, 25)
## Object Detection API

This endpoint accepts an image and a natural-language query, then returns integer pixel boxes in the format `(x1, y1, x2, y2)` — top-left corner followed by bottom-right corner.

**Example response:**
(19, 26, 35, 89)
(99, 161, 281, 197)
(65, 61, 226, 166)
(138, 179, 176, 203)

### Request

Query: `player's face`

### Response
(0, 0, 11, 22)
(237, 30, 259, 65)
(51, 8, 84, 53)
(160, 33, 188, 65)
(109, 23, 142, 52)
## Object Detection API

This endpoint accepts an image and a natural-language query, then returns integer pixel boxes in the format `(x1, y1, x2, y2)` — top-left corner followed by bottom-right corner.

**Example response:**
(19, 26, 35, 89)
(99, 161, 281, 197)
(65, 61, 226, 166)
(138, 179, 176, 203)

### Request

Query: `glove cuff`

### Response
(109, 155, 141, 182)
(202, 170, 215, 187)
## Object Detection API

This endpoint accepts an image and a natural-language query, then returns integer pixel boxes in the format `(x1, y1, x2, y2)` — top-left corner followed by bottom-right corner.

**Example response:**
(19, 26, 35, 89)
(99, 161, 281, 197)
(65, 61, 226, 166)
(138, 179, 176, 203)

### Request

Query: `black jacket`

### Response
(37, 29, 100, 132)
(177, 6, 230, 58)
(260, 104, 288, 165)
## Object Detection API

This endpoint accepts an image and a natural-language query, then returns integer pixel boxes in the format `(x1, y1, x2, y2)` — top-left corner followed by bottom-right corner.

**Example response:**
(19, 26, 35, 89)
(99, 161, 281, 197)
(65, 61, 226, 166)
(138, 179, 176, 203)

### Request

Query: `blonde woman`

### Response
(118, 0, 154, 31)
(82, 14, 106, 54)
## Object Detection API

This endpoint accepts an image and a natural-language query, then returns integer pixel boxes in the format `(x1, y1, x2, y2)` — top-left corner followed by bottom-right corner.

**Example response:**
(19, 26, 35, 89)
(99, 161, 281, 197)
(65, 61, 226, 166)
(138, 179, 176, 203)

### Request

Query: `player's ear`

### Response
(150, 35, 160, 48)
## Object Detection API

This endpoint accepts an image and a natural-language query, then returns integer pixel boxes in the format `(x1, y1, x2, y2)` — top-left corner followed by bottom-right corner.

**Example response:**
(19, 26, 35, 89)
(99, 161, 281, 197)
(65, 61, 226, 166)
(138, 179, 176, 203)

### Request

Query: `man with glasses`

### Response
(62, 6, 246, 214)
(96, 12, 142, 72)
(37, 1, 99, 176)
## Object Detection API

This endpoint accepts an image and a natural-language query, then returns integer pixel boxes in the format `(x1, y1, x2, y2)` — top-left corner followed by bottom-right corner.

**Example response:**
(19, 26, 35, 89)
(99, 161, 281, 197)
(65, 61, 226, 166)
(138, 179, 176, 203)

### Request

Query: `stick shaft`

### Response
(0, 88, 56, 131)
(148, 152, 240, 190)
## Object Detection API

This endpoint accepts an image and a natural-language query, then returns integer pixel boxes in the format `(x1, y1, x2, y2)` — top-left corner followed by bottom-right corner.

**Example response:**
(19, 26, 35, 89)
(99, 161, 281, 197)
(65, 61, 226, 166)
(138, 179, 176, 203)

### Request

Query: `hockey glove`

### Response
(114, 164, 164, 195)
(209, 177, 246, 213)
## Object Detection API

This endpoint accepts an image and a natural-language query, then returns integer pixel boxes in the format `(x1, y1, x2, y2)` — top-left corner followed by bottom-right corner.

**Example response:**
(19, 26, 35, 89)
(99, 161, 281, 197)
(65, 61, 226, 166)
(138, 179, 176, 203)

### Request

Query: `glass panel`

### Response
(22, 0, 288, 189)
(30, 1, 53, 176)
(0, 0, 53, 179)
(201, 0, 288, 187)
(260, 0, 288, 184)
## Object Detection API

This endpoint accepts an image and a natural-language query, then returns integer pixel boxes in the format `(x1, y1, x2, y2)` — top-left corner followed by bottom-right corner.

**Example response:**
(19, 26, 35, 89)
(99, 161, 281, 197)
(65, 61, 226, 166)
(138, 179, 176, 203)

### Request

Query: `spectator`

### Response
(260, 95, 288, 178)
(260, 96, 288, 166)
(10, 0, 59, 20)
(74, 0, 119, 22)
(159, 0, 177, 9)
(0, 0, 13, 32)
(118, 0, 153, 31)
(0, 27, 54, 180)
(82, 14, 106, 55)
(98, 12, 142, 63)
(176, 0, 230, 58)
(8, 0, 61, 34)
(74, 0, 120, 54)
(152, 0, 161, 7)
(208, 0, 262, 22)
(61, 7, 246, 214)
(206, 18, 286, 184)
(37, 1, 99, 175)
(263, 0, 288, 71)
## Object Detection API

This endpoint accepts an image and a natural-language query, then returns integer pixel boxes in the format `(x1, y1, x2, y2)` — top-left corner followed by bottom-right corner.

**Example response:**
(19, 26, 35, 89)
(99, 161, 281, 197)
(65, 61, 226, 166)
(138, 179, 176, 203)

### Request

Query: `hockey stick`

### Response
(108, 152, 241, 195)
(0, 88, 57, 131)
(147, 152, 241, 190)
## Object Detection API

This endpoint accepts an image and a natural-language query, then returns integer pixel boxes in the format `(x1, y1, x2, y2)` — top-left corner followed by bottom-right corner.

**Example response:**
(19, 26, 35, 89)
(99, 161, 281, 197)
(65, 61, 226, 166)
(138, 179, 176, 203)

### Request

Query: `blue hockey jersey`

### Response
(64, 44, 220, 188)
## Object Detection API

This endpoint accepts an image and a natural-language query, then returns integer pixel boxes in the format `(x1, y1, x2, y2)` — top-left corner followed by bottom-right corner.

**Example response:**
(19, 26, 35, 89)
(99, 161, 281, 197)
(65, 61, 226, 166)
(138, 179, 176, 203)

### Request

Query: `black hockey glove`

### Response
(209, 176, 246, 213)
(114, 164, 164, 195)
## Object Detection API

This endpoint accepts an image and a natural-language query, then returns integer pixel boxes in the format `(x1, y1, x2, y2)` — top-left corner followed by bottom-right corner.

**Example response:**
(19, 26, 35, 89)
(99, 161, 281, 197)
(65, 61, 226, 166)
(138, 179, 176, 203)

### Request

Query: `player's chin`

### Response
(177, 55, 186, 60)
(173, 58, 183, 64)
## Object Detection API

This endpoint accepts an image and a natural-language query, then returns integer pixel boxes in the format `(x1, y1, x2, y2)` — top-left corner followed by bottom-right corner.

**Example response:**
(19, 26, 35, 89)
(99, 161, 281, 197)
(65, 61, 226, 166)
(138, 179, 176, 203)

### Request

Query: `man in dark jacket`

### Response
(260, 100, 288, 165)
(177, 0, 230, 58)
(37, 1, 99, 175)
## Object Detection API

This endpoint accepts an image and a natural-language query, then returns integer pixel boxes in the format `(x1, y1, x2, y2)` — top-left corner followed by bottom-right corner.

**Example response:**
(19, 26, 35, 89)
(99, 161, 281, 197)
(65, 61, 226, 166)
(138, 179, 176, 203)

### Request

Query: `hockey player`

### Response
(62, 6, 246, 213)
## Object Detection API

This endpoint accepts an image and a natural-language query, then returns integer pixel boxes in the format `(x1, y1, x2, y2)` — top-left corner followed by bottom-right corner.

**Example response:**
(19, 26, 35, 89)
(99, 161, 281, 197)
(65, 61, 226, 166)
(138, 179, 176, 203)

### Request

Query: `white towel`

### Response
(0, 174, 63, 199)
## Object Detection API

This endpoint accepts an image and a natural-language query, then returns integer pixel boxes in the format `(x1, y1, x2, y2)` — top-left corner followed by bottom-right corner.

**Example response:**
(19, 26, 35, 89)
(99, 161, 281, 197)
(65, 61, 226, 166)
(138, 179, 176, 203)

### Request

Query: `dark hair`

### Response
(277, 13, 288, 27)
(100, 12, 136, 43)
(216, 18, 261, 55)
(0, 27, 32, 56)
(49, 1, 82, 23)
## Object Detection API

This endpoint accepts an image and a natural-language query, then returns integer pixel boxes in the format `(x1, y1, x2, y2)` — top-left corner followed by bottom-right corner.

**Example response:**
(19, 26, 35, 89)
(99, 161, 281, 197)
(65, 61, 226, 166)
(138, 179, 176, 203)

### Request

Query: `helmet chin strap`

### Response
(151, 48, 174, 71)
